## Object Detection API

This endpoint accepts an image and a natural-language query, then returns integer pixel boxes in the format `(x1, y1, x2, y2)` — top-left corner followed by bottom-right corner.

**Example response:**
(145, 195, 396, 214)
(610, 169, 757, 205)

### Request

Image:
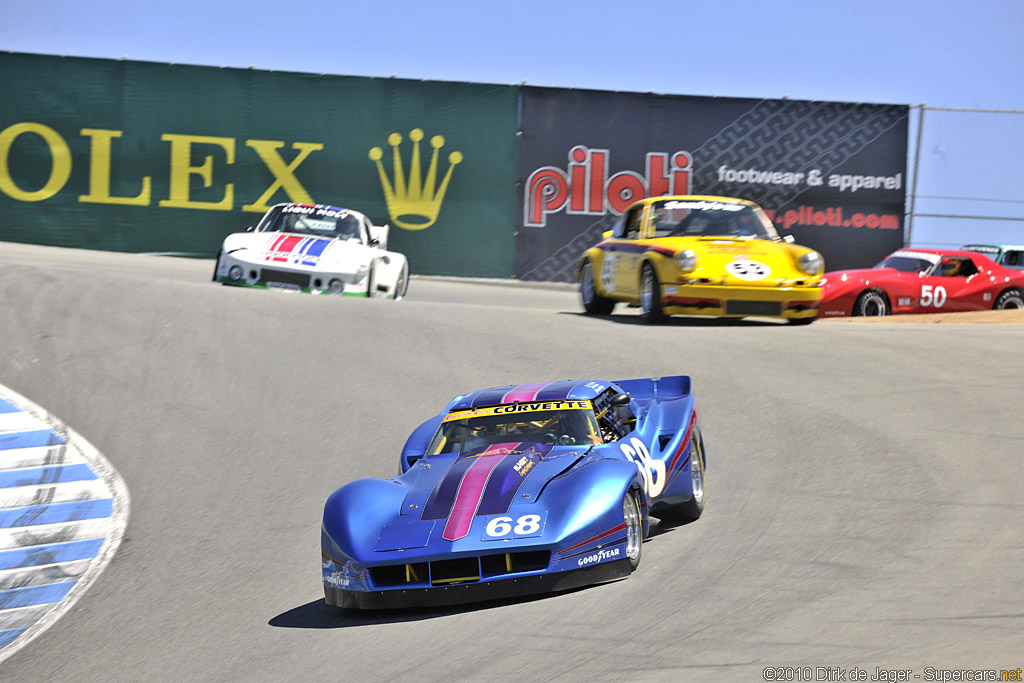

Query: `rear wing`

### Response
(368, 223, 390, 249)
(614, 375, 690, 401)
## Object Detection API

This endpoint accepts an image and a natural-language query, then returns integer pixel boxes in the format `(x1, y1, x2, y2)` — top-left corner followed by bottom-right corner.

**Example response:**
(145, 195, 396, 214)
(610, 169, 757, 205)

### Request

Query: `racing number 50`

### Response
(921, 284, 947, 308)
(620, 437, 665, 497)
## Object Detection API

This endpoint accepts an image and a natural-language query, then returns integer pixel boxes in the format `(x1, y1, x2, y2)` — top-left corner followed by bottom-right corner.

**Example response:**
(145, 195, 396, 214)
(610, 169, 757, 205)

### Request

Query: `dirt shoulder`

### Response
(820, 309, 1024, 324)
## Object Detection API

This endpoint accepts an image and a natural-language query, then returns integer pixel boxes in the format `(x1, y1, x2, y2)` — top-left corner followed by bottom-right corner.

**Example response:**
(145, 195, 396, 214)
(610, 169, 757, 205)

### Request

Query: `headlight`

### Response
(228, 265, 243, 281)
(797, 251, 823, 276)
(675, 249, 698, 272)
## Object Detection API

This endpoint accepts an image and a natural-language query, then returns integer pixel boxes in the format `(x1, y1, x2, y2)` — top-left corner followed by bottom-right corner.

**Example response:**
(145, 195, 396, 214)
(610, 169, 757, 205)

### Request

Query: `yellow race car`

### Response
(576, 196, 824, 324)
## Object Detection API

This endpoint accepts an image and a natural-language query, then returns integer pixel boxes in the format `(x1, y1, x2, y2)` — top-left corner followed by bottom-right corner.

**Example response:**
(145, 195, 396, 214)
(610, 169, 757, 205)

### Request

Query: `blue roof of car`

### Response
(447, 380, 613, 411)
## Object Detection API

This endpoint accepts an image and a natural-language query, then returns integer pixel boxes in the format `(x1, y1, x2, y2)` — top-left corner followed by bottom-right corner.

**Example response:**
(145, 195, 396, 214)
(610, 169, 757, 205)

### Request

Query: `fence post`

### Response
(907, 103, 926, 247)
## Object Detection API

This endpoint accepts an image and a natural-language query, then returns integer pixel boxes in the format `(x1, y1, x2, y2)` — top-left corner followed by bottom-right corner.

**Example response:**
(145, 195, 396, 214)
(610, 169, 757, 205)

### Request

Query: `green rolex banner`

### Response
(0, 53, 520, 277)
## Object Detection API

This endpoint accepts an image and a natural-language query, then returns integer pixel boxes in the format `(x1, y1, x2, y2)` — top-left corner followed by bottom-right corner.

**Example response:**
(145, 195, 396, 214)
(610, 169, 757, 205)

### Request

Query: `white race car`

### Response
(213, 203, 409, 299)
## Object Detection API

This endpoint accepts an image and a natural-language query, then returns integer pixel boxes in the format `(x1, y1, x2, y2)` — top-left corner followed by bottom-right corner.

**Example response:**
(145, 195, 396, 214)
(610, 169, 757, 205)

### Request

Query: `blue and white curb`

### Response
(0, 384, 129, 663)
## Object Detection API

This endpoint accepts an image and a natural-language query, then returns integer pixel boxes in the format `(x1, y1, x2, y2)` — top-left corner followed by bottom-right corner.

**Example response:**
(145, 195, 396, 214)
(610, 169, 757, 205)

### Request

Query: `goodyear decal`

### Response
(442, 400, 592, 423)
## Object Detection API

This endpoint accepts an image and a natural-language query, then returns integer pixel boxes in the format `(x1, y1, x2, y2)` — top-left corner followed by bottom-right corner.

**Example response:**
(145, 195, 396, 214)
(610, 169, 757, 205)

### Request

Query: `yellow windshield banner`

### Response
(443, 399, 593, 423)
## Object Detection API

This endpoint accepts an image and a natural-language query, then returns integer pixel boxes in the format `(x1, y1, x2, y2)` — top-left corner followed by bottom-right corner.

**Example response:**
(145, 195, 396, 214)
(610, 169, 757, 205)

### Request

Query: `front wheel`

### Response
(623, 489, 644, 571)
(580, 260, 615, 315)
(639, 262, 666, 324)
(394, 261, 410, 301)
(994, 288, 1024, 310)
(854, 289, 890, 316)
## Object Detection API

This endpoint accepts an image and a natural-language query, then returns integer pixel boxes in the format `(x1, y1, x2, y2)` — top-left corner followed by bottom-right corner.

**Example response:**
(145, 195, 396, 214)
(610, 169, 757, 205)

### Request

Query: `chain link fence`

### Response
(908, 106, 1024, 250)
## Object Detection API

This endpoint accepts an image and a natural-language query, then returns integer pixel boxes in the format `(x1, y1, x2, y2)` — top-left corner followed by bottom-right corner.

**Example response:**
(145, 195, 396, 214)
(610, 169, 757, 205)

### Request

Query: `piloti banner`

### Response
(517, 87, 908, 281)
(0, 52, 519, 277)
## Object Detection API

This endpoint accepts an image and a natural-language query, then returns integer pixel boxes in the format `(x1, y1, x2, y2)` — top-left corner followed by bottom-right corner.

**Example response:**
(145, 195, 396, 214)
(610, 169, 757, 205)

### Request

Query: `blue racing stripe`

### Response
(0, 499, 113, 529)
(534, 380, 584, 402)
(0, 430, 64, 451)
(0, 400, 19, 414)
(0, 538, 106, 570)
(470, 386, 516, 408)
(0, 464, 98, 489)
(0, 581, 75, 610)
(299, 238, 332, 266)
(0, 627, 28, 649)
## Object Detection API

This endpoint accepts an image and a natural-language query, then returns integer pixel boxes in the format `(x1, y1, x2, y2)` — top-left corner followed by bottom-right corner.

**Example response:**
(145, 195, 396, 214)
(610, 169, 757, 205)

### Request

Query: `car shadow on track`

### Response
(561, 311, 784, 327)
(269, 521, 687, 629)
(268, 584, 604, 629)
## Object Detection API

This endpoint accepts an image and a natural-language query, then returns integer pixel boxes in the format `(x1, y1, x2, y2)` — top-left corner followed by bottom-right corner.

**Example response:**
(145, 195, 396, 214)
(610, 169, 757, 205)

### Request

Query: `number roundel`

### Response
(484, 514, 543, 538)
(921, 284, 947, 308)
(620, 437, 665, 497)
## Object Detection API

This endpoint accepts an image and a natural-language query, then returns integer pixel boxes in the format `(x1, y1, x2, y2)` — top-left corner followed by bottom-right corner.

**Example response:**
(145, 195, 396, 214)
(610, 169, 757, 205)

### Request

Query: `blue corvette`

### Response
(321, 376, 706, 609)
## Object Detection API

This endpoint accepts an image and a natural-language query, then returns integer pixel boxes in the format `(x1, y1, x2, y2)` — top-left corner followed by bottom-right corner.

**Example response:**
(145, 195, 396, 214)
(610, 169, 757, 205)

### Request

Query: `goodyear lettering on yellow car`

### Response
(442, 400, 592, 422)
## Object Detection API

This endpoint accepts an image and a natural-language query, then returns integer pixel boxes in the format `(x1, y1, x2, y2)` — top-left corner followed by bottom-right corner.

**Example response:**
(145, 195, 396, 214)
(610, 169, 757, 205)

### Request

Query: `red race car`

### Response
(818, 248, 1024, 318)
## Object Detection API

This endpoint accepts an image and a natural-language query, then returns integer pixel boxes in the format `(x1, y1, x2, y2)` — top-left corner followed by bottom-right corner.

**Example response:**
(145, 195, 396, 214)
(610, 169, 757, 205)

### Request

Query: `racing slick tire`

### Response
(394, 261, 409, 301)
(639, 262, 667, 324)
(366, 261, 376, 298)
(580, 260, 616, 315)
(624, 489, 644, 571)
(211, 249, 222, 282)
(853, 289, 890, 316)
(993, 288, 1024, 310)
(654, 427, 706, 525)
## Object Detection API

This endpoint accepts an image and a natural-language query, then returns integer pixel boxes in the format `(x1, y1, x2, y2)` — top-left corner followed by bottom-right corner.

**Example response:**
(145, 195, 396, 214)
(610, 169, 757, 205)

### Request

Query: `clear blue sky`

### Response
(3, 0, 1023, 246)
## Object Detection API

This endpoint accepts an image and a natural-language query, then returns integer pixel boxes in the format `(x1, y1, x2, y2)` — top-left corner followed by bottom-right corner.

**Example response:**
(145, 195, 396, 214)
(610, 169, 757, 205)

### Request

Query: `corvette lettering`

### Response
(577, 547, 621, 566)
(443, 400, 592, 422)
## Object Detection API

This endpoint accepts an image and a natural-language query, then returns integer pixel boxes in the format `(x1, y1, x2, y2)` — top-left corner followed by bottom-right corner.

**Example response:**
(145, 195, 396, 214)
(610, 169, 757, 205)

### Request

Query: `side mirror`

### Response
(783, 235, 795, 244)
(602, 230, 613, 239)
(611, 392, 631, 406)
(244, 225, 255, 233)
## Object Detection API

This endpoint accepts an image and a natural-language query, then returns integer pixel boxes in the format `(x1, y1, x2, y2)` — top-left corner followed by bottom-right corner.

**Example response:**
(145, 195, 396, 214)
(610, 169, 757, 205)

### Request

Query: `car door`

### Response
(919, 256, 985, 312)
(612, 205, 645, 298)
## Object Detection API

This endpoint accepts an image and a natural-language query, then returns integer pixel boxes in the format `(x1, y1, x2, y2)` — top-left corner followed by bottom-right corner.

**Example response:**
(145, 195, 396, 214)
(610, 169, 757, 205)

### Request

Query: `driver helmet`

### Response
(941, 258, 962, 277)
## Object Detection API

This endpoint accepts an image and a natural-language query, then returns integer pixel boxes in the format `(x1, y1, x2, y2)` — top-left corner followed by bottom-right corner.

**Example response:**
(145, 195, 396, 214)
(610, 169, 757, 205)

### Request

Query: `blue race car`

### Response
(321, 376, 706, 609)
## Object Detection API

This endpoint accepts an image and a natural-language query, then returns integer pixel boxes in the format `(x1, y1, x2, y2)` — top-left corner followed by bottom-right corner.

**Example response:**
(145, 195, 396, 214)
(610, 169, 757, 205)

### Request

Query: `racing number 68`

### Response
(620, 437, 665, 497)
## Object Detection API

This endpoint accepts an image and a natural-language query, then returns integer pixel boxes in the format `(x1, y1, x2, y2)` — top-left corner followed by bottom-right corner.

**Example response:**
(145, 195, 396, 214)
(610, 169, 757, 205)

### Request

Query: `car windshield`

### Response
(258, 206, 364, 242)
(426, 400, 601, 454)
(648, 199, 778, 240)
(874, 254, 937, 274)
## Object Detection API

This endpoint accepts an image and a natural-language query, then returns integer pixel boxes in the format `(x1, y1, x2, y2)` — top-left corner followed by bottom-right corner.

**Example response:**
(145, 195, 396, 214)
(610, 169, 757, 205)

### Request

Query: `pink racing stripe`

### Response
(442, 443, 519, 541)
(501, 382, 551, 404)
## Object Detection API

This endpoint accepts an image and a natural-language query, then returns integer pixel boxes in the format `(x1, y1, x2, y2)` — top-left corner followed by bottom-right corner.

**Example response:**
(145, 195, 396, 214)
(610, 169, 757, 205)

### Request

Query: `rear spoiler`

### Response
(368, 223, 390, 249)
(614, 375, 690, 401)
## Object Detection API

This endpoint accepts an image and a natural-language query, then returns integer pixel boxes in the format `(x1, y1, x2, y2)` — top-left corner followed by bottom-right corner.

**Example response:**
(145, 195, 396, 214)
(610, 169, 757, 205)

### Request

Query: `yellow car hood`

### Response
(653, 236, 816, 286)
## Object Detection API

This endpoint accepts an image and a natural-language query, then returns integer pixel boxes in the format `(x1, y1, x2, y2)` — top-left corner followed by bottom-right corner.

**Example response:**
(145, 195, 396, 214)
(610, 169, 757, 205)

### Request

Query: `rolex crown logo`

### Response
(369, 129, 463, 231)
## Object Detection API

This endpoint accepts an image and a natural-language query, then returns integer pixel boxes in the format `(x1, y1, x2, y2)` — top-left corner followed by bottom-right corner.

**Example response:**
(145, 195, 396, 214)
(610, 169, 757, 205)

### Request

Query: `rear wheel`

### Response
(580, 260, 615, 315)
(994, 288, 1024, 310)
(854, 289, 889, 316)
(623, 490, 643, 571)
(639, 262, 666, 324)
(655, 427, 706, 525)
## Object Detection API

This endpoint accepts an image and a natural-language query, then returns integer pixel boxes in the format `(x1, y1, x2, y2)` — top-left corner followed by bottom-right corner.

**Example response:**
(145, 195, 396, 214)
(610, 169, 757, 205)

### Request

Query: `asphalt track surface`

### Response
(1, 242, 1022, 682)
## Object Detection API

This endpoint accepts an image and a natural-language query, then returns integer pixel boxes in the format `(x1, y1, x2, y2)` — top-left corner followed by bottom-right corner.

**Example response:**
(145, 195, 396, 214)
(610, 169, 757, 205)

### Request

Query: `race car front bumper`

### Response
(325, 558, 631, 609)
(661, 282, 821, 320)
